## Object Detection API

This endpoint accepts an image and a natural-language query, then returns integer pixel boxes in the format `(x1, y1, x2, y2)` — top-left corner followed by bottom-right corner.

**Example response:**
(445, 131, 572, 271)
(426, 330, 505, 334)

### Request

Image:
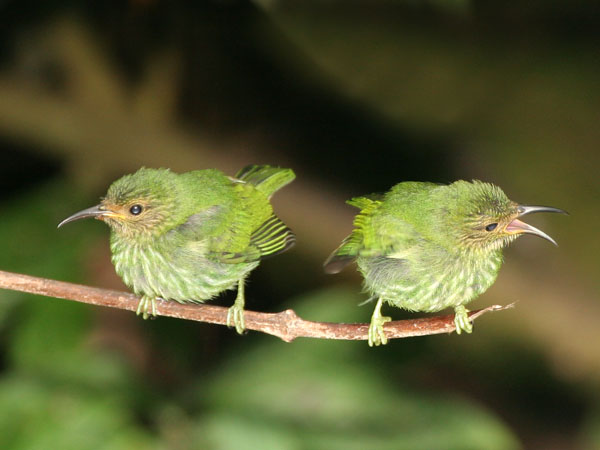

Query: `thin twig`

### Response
(0, 269, 513, 343)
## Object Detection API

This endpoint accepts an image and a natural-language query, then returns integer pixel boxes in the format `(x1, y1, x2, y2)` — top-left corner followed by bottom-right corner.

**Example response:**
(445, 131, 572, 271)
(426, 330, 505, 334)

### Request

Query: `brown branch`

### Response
(0, 269, 513, 343)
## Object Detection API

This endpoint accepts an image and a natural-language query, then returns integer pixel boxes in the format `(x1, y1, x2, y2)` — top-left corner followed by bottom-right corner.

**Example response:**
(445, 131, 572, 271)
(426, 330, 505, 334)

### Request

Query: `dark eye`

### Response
(129, 204, 143, 215)
(485, 223, 498, 232)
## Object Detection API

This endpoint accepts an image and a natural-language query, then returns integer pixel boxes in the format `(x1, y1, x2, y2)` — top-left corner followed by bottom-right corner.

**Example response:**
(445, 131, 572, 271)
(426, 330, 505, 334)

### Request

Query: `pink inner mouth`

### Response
(505, 218, 526, 233)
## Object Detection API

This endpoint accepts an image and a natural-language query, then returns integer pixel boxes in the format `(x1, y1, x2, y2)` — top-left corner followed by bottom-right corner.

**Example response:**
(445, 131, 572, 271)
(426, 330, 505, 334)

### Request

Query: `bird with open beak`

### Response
(323, 180, 567, 346)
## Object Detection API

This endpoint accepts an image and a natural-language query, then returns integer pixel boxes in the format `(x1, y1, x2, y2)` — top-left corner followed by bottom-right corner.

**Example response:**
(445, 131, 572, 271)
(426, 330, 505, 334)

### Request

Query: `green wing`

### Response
(170, 207, 295, 265)
(210, 165, 296, 263)
(170, 166, 295, 265)
(323, 194, 419, 274)
(212, 213, 295, 263)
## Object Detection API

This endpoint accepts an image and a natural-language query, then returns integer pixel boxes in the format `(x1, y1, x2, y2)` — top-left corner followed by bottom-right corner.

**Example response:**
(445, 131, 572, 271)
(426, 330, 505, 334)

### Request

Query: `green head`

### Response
(58, 168, 183, 240)
(448, 180, 566, 252)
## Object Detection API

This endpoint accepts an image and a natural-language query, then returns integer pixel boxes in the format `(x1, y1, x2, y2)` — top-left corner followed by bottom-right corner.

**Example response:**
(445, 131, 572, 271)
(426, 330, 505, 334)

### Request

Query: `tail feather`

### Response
(323, 251, 355, 274)
(236, 165, 295, 198)
(324, 195, 382, 274)
(323, 235, 359, 274)
(347, 194, 382, 209)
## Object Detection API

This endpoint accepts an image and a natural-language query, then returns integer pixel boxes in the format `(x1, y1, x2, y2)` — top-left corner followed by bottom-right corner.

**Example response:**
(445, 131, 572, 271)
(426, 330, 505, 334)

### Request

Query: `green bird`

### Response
(324, 180, 565, 346)
(58, 165, 295, 334)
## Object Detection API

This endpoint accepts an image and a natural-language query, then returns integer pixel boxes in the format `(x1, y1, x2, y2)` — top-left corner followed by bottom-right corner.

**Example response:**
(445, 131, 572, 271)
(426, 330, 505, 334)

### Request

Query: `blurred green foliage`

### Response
(0, 182, 154, 449)
(0, 375, 158, 450)
(582, 407, 600, 450)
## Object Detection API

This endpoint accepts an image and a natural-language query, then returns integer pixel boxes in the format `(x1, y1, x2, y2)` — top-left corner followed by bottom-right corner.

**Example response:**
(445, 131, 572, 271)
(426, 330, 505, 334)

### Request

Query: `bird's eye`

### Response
(485, 223, 498, 232)
(129, 204, 143, 215)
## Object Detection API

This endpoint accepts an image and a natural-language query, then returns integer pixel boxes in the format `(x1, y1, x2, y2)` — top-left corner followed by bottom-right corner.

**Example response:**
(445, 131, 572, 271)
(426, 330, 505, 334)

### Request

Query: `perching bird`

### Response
(324, 180, 565, 346)
(59, 165, 295, 334)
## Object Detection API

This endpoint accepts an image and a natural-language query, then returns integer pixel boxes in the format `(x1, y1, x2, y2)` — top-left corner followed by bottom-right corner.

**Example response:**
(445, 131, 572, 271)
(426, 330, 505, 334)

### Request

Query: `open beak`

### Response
(58, 205, 108, 228)
(504, 205, 567, 246)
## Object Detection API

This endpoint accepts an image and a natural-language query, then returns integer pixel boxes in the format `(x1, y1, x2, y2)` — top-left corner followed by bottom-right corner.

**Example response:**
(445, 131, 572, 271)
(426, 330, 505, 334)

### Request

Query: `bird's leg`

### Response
(453, 304, 473, 334)
(227, 279, 246, 334)
(368, 296, 391, 347)
(136, 295, 157, 320)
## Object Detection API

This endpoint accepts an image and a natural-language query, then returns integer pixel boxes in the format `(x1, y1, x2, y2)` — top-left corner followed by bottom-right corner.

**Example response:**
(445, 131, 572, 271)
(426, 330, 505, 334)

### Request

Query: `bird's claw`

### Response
(136, 296, 157, 320)
(368, 314, 391, 347)
(368, 297, 391, 346)
(227, 304, 246, 334)
(227, 280, 247, 334)
(454, 305, 473, 335)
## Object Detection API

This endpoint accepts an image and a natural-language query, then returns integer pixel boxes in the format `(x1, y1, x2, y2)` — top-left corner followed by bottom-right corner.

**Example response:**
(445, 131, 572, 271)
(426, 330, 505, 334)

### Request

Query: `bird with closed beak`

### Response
(59, 165, 295, 334)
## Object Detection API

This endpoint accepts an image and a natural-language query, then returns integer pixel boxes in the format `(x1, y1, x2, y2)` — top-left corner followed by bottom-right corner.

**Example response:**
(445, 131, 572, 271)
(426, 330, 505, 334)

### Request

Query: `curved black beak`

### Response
(57, 205, 105, 228)
(516, 205, 568, 217)
(505, 204, 567, 246)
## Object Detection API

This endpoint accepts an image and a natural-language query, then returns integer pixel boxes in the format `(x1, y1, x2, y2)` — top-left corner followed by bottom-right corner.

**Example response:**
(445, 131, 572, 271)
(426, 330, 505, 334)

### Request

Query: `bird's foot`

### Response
(368, 314, 392, 347)
(368, 297, 391, 346)
(226, 303, 245, 334)
(136, 296, 157, 320)
(227, 280, 246, 334)
(454, 305, 473, 335)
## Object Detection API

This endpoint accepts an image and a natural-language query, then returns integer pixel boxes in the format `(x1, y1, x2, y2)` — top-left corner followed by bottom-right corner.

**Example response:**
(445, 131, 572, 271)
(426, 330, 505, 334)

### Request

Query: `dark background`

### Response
(0, 1, 598, 449)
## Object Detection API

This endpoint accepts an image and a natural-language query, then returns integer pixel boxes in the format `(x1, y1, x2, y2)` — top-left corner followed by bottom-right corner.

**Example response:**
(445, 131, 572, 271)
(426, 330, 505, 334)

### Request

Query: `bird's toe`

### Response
(136, 296, 157, 320)
(368, 315, 391, 347)
(227, 304, 246, 335)
(453, 305, 473, 335)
